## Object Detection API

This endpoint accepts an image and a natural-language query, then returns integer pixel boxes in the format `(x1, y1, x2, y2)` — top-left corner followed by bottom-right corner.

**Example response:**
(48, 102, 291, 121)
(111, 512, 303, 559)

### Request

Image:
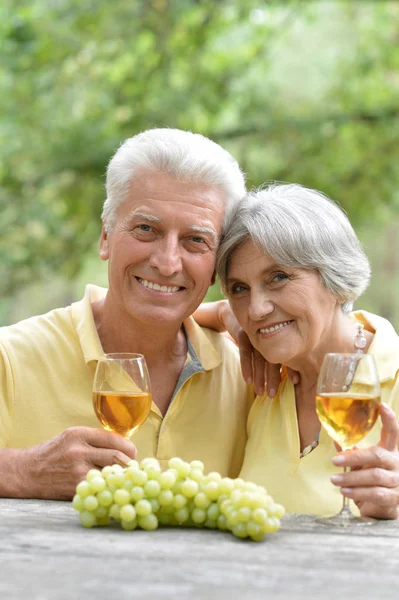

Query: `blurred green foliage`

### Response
(1, 0, 399, 325)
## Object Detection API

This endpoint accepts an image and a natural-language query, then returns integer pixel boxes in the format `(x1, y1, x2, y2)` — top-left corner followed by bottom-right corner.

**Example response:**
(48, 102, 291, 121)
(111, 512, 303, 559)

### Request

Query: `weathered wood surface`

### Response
(0, 499, 398, 600)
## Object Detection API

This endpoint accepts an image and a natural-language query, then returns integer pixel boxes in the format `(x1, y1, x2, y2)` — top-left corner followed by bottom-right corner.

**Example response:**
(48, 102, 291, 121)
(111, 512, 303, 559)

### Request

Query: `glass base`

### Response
(316, 507, 377, 528)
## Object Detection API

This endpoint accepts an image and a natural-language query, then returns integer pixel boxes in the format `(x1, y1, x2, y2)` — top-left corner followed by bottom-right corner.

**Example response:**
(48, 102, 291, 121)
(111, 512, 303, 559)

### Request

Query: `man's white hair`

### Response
(102, 128, 246, 232)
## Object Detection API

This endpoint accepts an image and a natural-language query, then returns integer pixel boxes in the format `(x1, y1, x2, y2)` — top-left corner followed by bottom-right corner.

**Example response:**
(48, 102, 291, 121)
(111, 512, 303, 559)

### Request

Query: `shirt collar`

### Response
(70, 284, 106, 365)
(352, 310, 399, 383)
(71, 285, 222, 371)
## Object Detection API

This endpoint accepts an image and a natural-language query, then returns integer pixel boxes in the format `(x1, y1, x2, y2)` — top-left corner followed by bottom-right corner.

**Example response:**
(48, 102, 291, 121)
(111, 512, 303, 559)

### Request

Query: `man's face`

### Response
(100, 171, 226, 327)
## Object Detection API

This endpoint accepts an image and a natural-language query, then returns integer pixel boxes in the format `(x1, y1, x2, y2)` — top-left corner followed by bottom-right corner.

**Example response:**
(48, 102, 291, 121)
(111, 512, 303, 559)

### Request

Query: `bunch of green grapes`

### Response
(72, 457, 285, 542)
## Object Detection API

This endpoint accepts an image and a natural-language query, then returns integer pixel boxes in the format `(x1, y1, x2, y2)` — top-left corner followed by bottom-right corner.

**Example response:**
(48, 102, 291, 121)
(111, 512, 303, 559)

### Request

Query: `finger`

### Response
(237, 329, 255, 385)
(81, 427, 138, 459)
(332, 445, 399, 470)
(339, 485, 399, 509)
(378, 403, 399, 452)
(287, 367, 300, 386)
(331, 466, 399, 489)
(253, 349, 266, 396)
(91, 447, 137, 468)
(266, 362, 281, 398)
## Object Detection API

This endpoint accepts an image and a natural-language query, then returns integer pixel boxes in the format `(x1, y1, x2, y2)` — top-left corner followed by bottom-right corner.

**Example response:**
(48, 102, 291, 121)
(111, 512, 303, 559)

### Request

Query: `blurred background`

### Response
(1, 0, 399, 327)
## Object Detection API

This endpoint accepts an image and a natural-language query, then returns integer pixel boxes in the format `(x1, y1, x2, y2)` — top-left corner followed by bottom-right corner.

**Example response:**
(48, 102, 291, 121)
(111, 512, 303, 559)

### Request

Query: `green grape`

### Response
(189, 468, 203, 483)
(120, 504, 137, 523)
(237, 507, 252, 523)
(131, 470, 148, 486)
(135, 499, 152, 517)
(194, 492, 211, 510)
(246, 521, 261, 537)
(83, 495, 99, 512)
(91, 477, 106, 493)
(174, 507, 190, 524)
(138, 514, 158, 531)
(86, 469, 102, 482)
(110, 503, 121, 521)
(219, 478, 235, 495)
(72, 494, 84, 512)
(101, 466, 114, 477)
(126, 459, 140, 470)
(79, 511, 96, 528)
(144, 480, 161, 498)
(158, 490, 174, 506)
(74, 457, 284, 541)
(159, 471, 177, 490)
(130, 486, 145, 503)
(181, 479, 199, 498)
(232, 523, 247, 539)
(173, 494, 187, 509)
(114, 489, 131, 506)
(206, 503, 220, 521)
(149, 499, 160, 513)
(191, 508, 207, 524)
(217, 514, 228, 531)
(97, 489, 113, 507)
(121, 518, 138, 531)
(190, 460, 204, 471)
(204, 482, 220, 501)
(204, 519, 217, 529)
(76, 480, 92, 498)
(252, 508, 268, 526)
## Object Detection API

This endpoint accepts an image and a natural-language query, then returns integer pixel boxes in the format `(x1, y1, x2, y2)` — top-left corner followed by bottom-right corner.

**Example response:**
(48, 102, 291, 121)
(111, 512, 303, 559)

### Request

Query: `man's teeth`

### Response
(259, 321, 292, 334)
(138, 278, 180, 293)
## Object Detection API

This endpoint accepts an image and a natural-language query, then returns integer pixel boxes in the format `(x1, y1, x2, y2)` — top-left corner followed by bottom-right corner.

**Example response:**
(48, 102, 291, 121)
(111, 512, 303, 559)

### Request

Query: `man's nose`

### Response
(149, 235, 183, 277)
(248, 292, 275, 321)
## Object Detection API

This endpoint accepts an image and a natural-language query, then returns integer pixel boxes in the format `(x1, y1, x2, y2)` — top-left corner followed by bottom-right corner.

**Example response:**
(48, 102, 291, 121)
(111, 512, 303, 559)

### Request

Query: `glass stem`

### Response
(342, 465, 350, 510)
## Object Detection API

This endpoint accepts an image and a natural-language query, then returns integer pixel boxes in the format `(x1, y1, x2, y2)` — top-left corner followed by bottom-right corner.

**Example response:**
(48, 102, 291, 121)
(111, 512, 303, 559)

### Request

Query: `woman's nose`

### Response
(248, 293, 275, 321)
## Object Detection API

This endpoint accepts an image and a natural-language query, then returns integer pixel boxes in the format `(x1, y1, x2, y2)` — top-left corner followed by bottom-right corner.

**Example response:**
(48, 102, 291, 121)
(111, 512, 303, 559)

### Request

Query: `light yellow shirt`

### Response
(0, 285, 252, 478)
(240, 311, 399, 515)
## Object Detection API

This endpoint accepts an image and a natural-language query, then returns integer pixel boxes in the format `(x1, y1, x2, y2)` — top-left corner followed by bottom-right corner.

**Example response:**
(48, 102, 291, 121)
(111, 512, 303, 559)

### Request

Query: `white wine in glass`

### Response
(93, 353, 152, 439)
(315, 353, 381, 526)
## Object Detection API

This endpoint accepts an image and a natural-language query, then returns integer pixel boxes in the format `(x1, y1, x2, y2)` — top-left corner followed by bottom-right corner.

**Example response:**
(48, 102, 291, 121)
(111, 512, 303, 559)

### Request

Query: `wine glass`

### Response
(93, 353, 152, 439)
(315, 353, 381, 526)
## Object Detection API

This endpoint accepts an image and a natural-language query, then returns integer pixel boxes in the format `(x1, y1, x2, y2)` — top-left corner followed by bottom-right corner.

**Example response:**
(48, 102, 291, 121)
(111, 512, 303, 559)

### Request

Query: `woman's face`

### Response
(226, 239, 340, 367)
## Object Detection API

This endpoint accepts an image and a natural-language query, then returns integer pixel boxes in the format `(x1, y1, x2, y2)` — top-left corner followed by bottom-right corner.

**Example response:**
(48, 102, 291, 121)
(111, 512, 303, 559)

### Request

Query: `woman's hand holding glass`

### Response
(93, 353, 152, 439)
(331, 402, 399, 520)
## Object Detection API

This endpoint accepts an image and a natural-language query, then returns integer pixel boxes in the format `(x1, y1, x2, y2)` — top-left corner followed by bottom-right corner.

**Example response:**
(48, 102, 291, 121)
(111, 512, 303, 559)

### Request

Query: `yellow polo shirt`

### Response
(0, 285, 252, 478)
(240, 311, 399, 515)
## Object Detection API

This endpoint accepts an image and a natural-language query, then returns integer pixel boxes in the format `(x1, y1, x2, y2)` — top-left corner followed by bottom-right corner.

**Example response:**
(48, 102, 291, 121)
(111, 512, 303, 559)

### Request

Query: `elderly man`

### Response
(0, 128, 254, 499)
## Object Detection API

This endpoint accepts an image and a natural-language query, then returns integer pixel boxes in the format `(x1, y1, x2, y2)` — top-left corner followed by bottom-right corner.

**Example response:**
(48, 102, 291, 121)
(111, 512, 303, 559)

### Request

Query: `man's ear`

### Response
(99, 225, 109, 261)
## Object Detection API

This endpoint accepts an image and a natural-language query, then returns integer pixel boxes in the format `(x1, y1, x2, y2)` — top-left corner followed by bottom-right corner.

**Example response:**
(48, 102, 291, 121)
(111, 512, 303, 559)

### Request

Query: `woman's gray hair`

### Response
(217, 183, 371, 312)
(102, 128, 246, 232)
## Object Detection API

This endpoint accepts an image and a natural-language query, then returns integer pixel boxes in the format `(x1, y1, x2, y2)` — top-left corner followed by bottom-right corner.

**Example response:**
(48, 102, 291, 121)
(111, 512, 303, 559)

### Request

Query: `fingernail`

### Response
(256, 386, 264, 396)
(269, 388, 276, 398)
(332, 455, 345, 466)
(330, 474, 344, 484)
(341, 488, 353, 494)
(292, 375, 299, 384)
(246, 377, 252, 385)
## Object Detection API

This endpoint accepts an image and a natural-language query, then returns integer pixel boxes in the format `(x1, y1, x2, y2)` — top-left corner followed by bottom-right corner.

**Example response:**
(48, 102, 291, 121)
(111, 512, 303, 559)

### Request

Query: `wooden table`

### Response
(1, 499, 398, 599)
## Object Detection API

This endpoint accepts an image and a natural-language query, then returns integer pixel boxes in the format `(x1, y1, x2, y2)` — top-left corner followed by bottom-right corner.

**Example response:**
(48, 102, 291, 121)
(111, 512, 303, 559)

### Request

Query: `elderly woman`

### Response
(196, 183, 399, 518)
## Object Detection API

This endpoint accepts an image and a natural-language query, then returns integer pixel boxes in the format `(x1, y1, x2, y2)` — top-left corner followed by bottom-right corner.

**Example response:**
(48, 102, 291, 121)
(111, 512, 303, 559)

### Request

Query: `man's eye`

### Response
(137, 224, 152, 232)
(190, 236, 205, 244)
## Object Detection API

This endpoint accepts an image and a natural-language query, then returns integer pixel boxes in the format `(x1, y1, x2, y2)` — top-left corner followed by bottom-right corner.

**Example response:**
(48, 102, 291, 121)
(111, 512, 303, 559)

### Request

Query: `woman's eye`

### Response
(270, 272, 289, 284)
(230, 283, 247, 295)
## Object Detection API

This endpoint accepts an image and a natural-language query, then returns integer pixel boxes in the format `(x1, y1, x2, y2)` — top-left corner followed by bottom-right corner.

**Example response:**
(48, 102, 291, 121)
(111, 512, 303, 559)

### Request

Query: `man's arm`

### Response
(0, 427, 137, 500)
